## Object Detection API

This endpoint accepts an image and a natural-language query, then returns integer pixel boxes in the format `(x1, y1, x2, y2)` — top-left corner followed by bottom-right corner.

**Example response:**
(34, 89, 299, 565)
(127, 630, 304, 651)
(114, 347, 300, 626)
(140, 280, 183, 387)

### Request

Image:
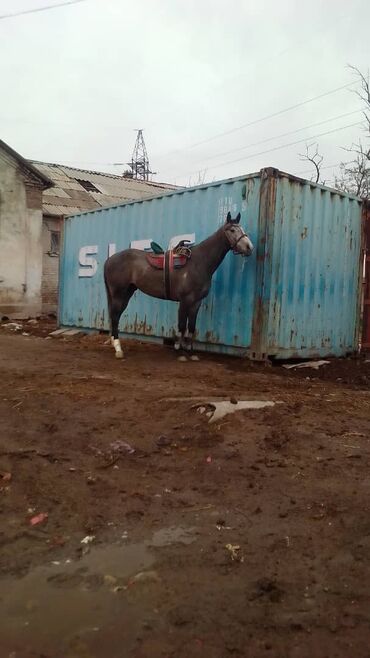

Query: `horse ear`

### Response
(235, 212, 241, 224)
(226, 211, 231, 222)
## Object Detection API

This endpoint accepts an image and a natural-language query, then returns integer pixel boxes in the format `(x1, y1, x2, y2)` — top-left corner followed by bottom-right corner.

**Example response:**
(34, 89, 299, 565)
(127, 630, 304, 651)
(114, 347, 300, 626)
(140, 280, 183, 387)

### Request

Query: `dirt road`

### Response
(1, 322, 370, 658)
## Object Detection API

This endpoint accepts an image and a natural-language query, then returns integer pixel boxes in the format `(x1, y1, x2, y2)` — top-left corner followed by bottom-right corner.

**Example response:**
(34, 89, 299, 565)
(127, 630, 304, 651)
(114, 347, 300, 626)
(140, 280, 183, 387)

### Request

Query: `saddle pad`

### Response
(146, 253, 188, 270)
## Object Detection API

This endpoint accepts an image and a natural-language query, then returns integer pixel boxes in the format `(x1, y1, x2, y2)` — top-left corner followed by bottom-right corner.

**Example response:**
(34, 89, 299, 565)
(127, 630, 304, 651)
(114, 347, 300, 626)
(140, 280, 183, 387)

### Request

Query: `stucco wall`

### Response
(0, 150, 43, 317)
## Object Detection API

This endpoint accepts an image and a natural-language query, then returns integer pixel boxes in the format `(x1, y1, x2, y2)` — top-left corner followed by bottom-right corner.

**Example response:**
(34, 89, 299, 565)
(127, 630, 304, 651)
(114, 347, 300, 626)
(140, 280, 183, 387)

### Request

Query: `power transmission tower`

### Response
(126, 129, 154, 181)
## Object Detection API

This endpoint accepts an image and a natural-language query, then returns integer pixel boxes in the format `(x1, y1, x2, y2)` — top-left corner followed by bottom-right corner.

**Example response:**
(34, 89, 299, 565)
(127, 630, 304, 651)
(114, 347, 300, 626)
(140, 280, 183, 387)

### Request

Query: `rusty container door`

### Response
(363, 202, 370, 350)
(250, 169, 364, 359)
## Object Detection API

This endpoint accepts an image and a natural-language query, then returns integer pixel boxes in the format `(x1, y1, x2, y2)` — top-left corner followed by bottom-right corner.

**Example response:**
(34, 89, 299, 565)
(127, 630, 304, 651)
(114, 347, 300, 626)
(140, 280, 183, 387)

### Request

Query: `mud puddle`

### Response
(0, 526, 195, 657)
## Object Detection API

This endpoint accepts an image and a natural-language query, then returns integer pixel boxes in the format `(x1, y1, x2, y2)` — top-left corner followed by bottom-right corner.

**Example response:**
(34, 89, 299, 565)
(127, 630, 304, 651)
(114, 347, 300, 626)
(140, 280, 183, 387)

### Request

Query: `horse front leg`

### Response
(183, 300, 201, 358)
(174, 302, 188, 351)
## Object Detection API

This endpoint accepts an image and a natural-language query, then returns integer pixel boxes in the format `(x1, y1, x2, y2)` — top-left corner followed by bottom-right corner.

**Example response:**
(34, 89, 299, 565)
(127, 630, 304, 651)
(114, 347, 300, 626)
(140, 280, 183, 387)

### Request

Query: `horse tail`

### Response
(103, 263, 112, 333)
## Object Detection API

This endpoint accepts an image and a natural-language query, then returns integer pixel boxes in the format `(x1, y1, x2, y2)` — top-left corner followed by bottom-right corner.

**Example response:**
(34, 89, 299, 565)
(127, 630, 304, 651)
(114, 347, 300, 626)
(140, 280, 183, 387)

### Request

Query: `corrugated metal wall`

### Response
(59, 169, 364, 359)
(265, 175, 363, 358)
(60, 175, 260, 353)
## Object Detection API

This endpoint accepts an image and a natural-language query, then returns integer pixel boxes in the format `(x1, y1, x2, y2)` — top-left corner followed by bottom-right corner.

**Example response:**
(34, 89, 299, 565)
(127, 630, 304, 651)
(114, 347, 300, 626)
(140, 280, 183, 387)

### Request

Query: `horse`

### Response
(104, 212, 254, 359)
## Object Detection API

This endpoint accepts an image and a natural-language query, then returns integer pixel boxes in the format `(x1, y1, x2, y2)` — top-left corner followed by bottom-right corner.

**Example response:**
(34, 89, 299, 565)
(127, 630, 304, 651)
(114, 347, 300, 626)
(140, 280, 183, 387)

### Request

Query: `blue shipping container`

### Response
(59, 168, 364, 359)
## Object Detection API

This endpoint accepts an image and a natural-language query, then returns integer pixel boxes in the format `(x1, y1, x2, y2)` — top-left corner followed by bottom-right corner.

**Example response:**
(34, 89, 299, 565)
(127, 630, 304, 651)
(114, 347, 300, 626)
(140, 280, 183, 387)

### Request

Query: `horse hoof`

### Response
(190, 355, 200, 361)
(115, 351, 124, 359)
(174, 343, 180, 351)
(177, 356, 188, 362)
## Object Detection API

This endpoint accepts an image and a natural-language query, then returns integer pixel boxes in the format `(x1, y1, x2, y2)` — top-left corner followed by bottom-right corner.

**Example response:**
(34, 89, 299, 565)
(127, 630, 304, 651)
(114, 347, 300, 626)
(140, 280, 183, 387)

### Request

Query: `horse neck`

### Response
(194, 227, 230, 275)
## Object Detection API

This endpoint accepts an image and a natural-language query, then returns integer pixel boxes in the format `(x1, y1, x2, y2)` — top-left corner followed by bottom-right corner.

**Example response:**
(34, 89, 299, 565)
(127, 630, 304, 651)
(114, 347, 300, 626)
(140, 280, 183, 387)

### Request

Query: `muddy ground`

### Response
(0, 319, 370, 658)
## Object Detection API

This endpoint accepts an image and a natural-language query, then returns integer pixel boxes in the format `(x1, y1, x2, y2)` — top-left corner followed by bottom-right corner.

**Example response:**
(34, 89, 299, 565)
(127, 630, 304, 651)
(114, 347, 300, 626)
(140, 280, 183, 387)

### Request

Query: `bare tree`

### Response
(335, 66, 370, 199)
(188, 169, 207, 187)
(299, 142, 324, 183)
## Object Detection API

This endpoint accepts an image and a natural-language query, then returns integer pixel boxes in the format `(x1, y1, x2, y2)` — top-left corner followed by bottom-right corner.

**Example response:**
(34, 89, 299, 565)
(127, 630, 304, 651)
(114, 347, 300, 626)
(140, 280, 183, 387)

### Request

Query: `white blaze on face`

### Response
(242, 234, 254, 253)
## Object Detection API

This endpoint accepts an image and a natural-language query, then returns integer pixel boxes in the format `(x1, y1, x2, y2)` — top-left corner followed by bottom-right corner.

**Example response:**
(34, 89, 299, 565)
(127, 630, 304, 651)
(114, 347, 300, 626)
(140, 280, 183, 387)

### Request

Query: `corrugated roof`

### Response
(30, 160, 179, 217)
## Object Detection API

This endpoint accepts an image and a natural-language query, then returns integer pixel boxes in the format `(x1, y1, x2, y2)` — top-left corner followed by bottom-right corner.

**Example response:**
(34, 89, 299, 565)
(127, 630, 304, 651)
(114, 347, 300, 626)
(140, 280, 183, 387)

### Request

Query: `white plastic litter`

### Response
(283, 360, 330, 371)
(197, 400, 276, 423)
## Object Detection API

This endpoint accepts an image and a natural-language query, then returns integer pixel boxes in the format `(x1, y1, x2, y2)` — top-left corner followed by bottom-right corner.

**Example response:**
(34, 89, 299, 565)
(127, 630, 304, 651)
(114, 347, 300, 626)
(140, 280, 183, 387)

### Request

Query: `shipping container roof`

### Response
(63, 167, 363, 220)
(29, 160, 180, 217)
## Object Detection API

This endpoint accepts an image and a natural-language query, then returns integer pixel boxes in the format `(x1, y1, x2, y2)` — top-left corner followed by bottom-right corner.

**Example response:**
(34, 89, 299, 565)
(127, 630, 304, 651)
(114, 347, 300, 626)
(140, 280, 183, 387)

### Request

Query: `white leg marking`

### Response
(174, 332, 182, 351)
(113, 338, 124, 359)
(185, 332, 193, 351)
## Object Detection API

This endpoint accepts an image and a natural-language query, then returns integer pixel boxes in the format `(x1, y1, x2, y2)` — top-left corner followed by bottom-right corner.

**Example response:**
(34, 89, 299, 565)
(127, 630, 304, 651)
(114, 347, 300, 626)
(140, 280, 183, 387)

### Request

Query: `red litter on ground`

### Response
(30, 512, 48, 526)
(206, 456, 212, 463)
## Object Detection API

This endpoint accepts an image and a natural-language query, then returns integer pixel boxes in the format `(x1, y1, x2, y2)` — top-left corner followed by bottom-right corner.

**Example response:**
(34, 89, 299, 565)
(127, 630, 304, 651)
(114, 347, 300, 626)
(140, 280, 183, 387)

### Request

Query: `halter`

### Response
(225, 225, 249, 254)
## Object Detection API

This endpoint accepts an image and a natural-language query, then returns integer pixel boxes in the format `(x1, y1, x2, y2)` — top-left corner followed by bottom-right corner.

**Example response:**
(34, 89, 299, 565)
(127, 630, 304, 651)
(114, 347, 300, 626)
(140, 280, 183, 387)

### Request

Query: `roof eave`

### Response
(0, 140, 54, 189)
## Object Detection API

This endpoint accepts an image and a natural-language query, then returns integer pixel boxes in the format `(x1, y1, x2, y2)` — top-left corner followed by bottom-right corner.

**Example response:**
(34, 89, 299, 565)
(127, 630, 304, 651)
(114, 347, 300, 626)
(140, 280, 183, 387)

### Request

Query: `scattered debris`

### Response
(206, 456, 212, 463)
(0, 472, 11, 489)
(110, 440, 135, 455)
(225, 543, 244, 562)
(128, 570, 161, 586)
(178, 355, 188, 362)
(342, 431, 366, 439)
(49, 328, 68, 337)
(29, 512, 48, 526)
(195, 400, 277, 423)
(156, 435, 172, 447)
(98, 440, 136, 468)
(81, 535, 95, 544)
(63, 329, 83, 337)
(283, 360, 330, 371)
(2, 322, 22, 331)
(22, 332, 30, 337)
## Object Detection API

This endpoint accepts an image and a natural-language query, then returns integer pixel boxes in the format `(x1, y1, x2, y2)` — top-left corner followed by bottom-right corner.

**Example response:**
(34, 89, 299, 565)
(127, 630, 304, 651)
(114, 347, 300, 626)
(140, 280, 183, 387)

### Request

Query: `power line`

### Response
(295, 159, 356, 176)
(48, 122, 361, 172)
(181, 83, 356, 152)
(296, 162, 341, 176)
(176, 121, 362, 180)
(193, 109, 362, 166)
(0, 0, 87, 20)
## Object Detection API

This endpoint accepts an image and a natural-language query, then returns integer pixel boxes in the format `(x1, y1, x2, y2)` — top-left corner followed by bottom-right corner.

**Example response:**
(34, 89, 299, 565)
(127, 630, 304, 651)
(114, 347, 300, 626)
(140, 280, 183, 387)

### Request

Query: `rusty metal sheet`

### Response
(362, 203, 370, 350)
(260, 171, 363, 358)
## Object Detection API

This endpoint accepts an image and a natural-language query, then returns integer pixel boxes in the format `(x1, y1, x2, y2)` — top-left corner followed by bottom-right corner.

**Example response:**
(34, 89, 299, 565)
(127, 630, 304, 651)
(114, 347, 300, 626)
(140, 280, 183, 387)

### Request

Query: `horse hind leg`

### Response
(110, 285, 136, 359)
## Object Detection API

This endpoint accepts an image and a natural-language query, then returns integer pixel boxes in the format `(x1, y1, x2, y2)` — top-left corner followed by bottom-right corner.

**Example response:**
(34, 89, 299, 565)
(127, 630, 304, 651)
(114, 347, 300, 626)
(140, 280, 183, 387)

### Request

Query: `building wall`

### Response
(0, 150, 43, 318)
(41, 215, 62, 313)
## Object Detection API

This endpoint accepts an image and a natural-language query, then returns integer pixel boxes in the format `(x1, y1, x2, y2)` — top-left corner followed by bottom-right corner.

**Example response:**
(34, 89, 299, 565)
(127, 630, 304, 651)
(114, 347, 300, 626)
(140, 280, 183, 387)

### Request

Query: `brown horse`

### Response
(104, 212, 254, 359)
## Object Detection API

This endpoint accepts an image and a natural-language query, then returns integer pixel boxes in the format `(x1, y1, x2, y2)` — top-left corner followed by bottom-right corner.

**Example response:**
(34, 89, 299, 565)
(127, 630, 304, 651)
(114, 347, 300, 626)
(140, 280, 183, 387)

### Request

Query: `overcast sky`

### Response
(0, 0, 369, 187)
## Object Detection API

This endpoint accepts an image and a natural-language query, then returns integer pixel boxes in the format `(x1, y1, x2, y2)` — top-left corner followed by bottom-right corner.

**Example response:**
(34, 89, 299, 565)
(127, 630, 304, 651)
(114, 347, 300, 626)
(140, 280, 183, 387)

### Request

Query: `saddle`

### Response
(146, 240, 192, 299)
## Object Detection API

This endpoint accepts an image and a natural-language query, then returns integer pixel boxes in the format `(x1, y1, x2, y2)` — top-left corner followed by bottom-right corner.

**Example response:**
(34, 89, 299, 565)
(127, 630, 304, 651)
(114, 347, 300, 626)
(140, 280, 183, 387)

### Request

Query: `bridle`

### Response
(225, 225, 250, 254)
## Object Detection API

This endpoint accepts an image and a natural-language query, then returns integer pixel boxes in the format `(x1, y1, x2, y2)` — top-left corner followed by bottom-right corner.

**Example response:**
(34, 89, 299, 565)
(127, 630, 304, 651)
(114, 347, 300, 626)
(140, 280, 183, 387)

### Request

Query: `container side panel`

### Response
(59, 178, 260, 349)
(267, 178, 362, 357)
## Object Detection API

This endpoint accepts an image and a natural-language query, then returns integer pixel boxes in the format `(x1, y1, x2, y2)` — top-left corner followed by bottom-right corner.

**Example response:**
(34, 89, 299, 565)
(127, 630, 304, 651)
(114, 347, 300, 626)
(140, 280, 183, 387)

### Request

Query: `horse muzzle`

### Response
(233, 236, 254, 257)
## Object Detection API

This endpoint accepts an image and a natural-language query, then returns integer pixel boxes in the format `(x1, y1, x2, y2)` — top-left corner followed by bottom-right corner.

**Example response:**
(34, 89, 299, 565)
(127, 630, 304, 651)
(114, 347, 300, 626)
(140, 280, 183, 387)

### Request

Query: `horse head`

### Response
(224, 212, 254, 257)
